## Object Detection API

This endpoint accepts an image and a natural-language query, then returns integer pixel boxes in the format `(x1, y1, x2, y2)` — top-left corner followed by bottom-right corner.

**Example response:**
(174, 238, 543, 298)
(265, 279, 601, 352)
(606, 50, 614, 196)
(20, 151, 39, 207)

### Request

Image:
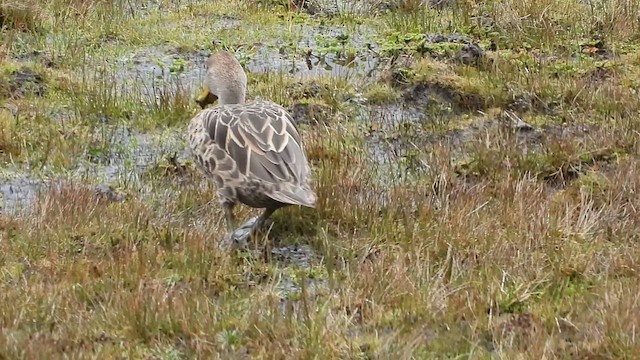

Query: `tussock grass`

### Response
(1, 0, 640, 358)
(0, 0, 42, 33)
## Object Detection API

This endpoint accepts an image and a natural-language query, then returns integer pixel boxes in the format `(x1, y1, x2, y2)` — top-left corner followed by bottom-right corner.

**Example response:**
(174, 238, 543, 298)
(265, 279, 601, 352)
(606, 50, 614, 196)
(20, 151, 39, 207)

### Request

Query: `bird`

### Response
(187, 51, 316, 246)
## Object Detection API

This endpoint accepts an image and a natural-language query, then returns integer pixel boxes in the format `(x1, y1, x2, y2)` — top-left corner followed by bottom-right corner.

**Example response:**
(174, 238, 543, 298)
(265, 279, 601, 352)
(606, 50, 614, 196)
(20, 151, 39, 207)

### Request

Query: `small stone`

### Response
(428, 34, 448, 43)
(428, 0, 457, 9)
(455, 44, 485, 65)
(426, 33, 471, 44)
(290, 103, 330, 125)
(504, 111, 535, 132)
(9, 67, 47, 98)
(94, 185, 126, 202)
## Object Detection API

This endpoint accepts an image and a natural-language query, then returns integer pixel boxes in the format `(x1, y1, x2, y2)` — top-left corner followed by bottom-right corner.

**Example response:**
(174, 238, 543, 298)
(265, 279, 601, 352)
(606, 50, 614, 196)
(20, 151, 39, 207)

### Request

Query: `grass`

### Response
(1, 0, 640, 358)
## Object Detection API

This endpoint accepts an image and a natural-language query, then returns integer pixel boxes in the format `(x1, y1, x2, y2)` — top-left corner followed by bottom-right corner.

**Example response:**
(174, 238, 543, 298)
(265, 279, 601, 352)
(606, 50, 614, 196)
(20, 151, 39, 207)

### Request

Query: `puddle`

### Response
(76, 125, 188, 184)
(0, 173, 43, 215)
(108, 14, 243, 90)
(304, 0, 395, 15)
(105, 45, 209, 103)
(363, 104, 427, 175)
(104, 36, 382, 108)
(271, 243, 317, 269)
(0, 126, 189, 215)
(126, 0, 226, 19)
(363, 105, 512, 169)
(363, 103, 580, 191)
(93, 21, 384, 108)
(245, 24, 383, 80)
(269, 243, 328, 315)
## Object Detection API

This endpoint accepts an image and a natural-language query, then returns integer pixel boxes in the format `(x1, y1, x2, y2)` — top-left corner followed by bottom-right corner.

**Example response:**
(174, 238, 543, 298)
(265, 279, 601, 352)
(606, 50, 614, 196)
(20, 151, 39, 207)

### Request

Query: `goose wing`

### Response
(203, 101, 315, 207)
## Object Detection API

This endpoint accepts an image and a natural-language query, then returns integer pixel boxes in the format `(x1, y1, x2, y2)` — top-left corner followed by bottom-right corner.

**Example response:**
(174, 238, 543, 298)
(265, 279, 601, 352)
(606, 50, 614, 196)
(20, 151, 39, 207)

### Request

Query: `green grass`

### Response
(1, 0, 640, 358)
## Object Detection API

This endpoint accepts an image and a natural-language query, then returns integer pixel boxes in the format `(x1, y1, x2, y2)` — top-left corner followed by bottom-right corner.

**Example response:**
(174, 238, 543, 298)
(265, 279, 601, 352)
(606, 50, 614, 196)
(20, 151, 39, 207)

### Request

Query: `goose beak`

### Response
(196, 87, 218, 109)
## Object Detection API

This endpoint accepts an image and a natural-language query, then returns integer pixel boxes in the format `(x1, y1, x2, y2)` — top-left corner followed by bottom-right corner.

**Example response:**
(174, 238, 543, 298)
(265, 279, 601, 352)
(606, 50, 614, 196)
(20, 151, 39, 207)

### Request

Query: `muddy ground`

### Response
(1, 0, 639, 358)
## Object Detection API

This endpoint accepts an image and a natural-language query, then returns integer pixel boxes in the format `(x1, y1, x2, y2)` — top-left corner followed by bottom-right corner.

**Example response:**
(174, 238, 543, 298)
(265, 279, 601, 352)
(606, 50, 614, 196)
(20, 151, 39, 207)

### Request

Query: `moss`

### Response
(363, 82, 399, 104)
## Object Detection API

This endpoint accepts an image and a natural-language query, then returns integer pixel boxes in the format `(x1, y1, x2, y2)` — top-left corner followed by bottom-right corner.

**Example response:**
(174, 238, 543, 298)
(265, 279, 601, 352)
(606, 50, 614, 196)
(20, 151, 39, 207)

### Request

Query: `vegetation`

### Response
(1, 0, 639, 358)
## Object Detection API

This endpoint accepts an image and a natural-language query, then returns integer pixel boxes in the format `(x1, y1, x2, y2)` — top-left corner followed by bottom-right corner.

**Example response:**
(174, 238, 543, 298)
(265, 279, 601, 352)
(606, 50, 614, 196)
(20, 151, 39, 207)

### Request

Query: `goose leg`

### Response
(247, 207, 276, 243)
(222, 203, 250, 249)
(223, 208, 276, 250)
(253, 208, 276, 231)
(223, 203, 236, 232)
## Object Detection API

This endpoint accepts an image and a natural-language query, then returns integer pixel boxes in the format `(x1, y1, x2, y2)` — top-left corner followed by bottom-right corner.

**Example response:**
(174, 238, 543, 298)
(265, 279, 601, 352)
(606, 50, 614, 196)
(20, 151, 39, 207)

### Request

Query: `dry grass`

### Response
(0, 0, 41, 33)
(0, 0, 639, 358)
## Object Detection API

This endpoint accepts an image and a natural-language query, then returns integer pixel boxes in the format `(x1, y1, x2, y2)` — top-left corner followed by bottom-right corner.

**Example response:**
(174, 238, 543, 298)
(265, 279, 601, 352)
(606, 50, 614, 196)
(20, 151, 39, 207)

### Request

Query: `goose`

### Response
(187, 51, 316, 247)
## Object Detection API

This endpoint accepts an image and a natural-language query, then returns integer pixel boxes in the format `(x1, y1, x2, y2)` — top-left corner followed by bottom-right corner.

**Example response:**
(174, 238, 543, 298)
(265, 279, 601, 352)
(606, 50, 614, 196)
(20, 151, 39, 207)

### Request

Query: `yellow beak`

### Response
(195, 87, 218, 109)
(196, 87, 210, 103)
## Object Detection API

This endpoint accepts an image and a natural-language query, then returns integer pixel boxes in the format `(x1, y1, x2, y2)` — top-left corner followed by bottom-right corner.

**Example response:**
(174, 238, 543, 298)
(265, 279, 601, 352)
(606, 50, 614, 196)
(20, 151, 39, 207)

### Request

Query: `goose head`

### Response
(196, 51, 248, 109)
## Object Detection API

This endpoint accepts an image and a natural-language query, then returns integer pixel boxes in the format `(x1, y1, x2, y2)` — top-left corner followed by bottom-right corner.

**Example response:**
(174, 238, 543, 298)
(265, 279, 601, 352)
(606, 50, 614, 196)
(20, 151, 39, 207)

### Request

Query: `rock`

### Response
(290, 102, 330, 125)
(423, 33, 485, 65)
(503, 111, 535, 132)
(287, 0, 321, 15)
(508, 94, 534, 112)
(426, 33, 471, 44)
(271, 243, 315, 268)
(287, 81, 322, 99)
(8, 67, 47, 98)
(428, 0, 457, 9)
(94, 185, 126, 202)
(455, 44, 485, 65)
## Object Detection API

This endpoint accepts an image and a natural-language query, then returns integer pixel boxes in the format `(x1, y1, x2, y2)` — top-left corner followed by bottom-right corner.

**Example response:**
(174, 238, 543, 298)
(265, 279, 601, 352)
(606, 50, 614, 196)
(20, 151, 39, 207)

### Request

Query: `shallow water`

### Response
(108, 45, 209, 102)
(0, 172, 43, 216)
(0, 125, 189, 214)
(101, 21, 383, 106)
(75, 125, 189, 183)
(245, 24, 382, 80)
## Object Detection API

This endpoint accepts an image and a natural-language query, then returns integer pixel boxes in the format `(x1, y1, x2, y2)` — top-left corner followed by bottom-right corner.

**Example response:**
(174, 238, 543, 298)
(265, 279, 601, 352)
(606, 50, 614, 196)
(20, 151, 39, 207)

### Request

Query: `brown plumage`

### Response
(188, 51, 316, 244)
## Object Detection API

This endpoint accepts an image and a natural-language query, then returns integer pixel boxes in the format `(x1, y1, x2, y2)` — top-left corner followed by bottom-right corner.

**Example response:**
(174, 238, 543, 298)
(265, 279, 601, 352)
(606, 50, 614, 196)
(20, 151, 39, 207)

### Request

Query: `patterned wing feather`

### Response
(202, 101, 314, 207)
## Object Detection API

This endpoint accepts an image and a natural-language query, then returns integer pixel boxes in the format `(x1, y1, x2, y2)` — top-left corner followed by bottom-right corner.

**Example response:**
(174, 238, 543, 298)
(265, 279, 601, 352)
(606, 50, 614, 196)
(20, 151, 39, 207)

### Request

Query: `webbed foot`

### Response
(220, 215, 274, 250)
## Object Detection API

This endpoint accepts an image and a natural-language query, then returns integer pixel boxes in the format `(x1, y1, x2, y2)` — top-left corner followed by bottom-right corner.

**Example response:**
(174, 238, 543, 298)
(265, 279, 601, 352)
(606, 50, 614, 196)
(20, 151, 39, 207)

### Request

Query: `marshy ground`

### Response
(1, 0, 640, 358)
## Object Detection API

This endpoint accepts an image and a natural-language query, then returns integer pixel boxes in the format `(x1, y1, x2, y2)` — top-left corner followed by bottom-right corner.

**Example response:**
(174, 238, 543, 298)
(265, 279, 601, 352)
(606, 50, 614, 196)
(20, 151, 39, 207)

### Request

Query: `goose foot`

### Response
(221, 216, 273, 250)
